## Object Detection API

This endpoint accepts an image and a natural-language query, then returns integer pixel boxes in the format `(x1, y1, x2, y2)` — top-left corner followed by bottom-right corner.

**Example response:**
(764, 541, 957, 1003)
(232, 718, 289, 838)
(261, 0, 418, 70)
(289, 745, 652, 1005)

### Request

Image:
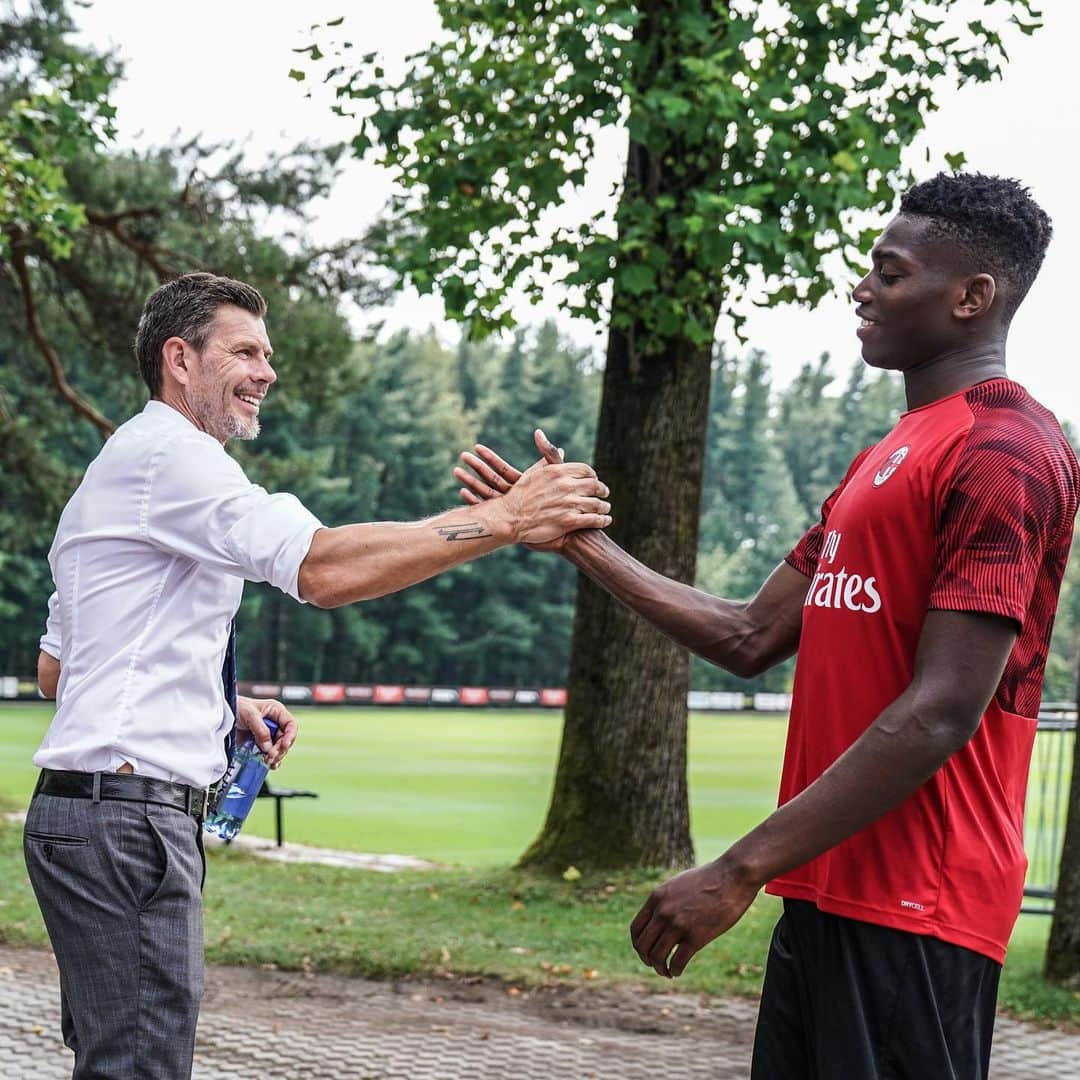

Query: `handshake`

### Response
(453, 429, 612, 552)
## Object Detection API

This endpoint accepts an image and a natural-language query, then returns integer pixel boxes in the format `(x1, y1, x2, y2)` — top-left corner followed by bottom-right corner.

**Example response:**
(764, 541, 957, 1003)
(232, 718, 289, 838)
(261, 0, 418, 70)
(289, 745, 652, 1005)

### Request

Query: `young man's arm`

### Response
(559, 532, 809, 677)
(629, 607, 1017, 977)
(454, 440, 809, 677)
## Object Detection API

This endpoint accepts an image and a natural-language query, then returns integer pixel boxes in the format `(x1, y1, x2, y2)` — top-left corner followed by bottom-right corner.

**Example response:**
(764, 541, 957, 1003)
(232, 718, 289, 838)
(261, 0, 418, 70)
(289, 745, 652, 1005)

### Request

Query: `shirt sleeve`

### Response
(929, 421, 1068, 627)
(785, 447, 875, 578)
(144, 431, 324, 602)
(39, 591, 61, 659)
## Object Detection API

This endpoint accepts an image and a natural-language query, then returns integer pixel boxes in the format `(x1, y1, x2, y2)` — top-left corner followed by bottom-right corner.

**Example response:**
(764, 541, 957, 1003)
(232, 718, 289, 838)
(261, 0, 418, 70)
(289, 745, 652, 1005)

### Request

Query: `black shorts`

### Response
(751, 899, 1001, 1080)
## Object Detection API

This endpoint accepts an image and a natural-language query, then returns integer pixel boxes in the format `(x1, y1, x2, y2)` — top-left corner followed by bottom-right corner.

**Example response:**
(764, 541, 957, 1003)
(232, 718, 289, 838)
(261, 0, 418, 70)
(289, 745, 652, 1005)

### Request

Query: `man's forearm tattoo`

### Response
(436, 522, 492, 542)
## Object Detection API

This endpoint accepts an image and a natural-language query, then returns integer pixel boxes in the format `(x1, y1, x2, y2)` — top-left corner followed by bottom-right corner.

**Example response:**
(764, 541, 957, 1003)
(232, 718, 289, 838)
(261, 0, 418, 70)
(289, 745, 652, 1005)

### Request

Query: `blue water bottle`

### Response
(204, 719, 278, 842)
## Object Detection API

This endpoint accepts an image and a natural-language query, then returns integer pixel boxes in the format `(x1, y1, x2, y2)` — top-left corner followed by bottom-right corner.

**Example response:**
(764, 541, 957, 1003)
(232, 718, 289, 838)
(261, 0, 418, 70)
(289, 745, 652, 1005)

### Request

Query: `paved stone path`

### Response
(203, 830, 438, 872)
(2, 945, 1078, 1078)
(7, 813, 438, 874)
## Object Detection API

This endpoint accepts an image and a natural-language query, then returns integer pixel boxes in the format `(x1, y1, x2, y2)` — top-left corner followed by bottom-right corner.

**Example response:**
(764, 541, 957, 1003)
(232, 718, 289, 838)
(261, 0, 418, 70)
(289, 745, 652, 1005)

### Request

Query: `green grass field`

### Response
(0, 703, 787, 865)
(2, 702, 1076, 1023)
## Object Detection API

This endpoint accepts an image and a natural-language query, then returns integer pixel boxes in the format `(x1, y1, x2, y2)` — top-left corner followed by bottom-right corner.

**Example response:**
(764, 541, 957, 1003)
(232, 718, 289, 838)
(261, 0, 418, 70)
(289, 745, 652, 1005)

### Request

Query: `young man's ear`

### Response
(954, 274, 996, 321)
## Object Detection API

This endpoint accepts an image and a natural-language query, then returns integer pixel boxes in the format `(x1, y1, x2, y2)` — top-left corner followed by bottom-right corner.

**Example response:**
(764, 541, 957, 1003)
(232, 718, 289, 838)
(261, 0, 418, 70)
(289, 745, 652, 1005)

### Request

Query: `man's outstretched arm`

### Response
(300, 449, 611, 608)
(560, 532, 809, 678)
(454, 438, 808, 677)
(629, 607, 1017, 978)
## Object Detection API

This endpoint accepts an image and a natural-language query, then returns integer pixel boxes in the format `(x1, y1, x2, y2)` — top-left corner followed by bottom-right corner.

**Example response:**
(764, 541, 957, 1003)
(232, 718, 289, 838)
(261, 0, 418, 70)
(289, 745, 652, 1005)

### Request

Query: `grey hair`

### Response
(134, 273, 267, 395)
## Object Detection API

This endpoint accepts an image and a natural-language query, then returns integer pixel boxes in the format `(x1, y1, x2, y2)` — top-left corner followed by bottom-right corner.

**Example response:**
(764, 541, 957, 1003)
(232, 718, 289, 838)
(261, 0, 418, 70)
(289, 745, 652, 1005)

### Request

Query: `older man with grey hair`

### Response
(27, 272, 612, 1080)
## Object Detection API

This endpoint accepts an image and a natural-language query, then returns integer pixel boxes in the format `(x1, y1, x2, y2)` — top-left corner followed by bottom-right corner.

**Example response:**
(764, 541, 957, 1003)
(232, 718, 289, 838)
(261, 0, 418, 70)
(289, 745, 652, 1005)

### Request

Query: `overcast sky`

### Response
(75, 1, 1080, 429)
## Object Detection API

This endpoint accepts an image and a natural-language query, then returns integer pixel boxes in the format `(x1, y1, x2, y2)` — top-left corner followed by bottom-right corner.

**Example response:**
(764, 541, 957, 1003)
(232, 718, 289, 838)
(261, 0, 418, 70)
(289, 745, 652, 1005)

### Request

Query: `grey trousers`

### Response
(23, 786, 206, 1080)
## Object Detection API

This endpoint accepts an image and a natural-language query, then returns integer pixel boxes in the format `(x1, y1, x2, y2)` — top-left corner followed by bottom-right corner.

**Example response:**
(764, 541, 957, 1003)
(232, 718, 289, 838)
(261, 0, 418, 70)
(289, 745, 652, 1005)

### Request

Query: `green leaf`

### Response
(831, 150, 859, 174)
(657, 92, 693, 121)
(683, 314, 714, 346)
(288, 69, 307, 82)
(619, 264, 656, 296)
(311, 0, 1036, 343)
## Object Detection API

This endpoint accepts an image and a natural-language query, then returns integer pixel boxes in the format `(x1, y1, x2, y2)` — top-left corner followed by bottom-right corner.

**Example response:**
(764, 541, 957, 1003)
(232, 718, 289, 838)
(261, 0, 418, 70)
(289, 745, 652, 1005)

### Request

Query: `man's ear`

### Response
(954, 273, 996, 321)
(161, 336, 192, 387)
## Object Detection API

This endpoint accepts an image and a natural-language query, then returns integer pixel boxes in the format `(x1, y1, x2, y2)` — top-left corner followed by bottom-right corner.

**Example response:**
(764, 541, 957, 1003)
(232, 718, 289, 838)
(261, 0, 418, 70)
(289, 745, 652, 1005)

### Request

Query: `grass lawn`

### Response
(0, 703, 788, 865)
(2, 703, 1077, 1024)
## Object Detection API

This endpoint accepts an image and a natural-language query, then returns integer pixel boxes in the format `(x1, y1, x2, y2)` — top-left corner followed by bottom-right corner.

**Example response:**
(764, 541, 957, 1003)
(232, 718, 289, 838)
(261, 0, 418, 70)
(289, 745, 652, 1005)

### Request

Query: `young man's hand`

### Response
(454, 429, 602, 553)
(235, 695, 298, 769)
(630, 855, 761, 978)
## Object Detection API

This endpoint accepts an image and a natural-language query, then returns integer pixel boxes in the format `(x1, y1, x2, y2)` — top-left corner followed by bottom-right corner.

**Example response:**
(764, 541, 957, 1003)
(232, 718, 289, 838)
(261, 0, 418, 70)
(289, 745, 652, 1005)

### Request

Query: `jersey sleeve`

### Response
(929, 419, 1070, 627)
(144, 431, 324, 602)
(785, 447, 875, 577)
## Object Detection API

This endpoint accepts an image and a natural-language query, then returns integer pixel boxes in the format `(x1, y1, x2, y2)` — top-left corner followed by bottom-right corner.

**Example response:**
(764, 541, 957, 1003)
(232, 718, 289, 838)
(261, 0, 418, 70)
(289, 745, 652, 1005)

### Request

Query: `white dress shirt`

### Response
(36, 401, 323, 788)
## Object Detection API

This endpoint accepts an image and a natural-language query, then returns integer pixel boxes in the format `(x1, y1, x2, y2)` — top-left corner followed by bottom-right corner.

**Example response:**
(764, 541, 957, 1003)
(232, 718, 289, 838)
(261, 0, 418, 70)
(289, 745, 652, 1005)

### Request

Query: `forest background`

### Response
(6, 265, 1080, 698)
(3, 0, 1078, 703)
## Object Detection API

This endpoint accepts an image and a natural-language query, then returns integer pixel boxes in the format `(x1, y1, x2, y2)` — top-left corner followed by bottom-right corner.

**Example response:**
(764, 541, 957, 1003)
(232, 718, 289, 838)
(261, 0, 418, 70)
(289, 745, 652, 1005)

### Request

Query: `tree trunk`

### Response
(518, 0, 718, 871)
(1045, 654, 1080, 984)
(519, 305, 713, 871)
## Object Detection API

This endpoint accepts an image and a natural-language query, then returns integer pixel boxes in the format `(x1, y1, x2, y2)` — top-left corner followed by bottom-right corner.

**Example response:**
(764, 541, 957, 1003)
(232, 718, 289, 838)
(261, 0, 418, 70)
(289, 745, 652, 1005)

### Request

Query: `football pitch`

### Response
(0, 704, 787, 865)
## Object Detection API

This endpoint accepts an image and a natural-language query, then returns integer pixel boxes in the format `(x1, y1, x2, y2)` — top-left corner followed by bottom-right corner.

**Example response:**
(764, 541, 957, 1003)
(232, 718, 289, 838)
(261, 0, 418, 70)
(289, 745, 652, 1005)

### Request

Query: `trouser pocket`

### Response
(25, 830, 89, 845)
(24, 829, 90, 863)
(118, 801, 172, 911)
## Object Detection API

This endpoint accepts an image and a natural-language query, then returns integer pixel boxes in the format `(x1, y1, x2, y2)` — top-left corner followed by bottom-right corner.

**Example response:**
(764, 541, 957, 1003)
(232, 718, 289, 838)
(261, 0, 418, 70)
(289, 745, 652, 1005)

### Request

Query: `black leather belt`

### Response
(35, 769, 210, 821)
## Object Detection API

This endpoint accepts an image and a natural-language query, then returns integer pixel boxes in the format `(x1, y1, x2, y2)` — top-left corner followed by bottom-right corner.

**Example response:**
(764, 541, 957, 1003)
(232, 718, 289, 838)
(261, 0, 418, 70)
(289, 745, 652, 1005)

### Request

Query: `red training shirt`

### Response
(769, 378, 1079, 962)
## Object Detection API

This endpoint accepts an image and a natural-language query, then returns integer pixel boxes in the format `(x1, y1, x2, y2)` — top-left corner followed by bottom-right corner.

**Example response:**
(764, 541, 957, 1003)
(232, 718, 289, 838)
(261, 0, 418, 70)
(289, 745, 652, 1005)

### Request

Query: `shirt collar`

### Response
(143, 399, 202, 432)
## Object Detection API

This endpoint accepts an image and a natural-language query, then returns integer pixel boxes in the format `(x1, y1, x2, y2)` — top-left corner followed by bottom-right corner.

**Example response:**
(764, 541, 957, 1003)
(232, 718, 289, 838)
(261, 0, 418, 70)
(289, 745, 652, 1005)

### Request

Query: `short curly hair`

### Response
(899, 172, 1052, 323)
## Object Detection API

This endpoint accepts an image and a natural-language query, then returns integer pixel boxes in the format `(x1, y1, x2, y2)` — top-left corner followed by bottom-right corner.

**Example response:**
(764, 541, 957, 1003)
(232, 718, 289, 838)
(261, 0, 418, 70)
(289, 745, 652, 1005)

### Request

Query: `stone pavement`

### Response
(2, 945, 1079, 1079)
(7, 812, 438, 874)
(204, 830, 438, 872)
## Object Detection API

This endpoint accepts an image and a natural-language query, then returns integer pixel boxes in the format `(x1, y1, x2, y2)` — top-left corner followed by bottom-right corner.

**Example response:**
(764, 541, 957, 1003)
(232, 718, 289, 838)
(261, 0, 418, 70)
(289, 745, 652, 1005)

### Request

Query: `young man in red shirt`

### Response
(457, 172, 1079, 1076)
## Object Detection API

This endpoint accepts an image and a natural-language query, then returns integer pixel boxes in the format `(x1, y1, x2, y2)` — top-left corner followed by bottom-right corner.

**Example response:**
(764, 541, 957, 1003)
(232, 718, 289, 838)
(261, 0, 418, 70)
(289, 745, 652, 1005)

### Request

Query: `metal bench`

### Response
(257, 782, 319, 847)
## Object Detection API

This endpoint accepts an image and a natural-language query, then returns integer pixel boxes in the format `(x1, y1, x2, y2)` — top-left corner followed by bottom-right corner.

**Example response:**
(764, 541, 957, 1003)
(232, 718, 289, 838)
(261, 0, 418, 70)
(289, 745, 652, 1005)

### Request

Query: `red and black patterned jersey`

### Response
(771, 378, 1079, 963)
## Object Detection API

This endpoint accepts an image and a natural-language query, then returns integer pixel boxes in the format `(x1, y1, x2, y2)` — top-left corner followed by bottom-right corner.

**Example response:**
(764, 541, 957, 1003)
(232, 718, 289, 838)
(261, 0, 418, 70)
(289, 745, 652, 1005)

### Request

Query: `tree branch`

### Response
(84, 209, 180, 281)
(7, 232, 116, 439)
(84, 205, 162, 227)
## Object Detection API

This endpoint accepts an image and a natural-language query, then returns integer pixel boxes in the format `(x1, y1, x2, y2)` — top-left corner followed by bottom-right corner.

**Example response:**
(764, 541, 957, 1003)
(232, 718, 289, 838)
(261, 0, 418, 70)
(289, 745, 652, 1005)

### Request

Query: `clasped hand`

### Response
(455, 429, 610, 551)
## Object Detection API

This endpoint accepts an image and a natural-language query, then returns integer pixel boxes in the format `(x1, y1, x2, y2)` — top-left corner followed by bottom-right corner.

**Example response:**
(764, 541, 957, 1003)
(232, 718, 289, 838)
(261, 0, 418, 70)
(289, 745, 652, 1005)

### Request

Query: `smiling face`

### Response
(852, 214, 980, 372)
(184, 305, 276, 441)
